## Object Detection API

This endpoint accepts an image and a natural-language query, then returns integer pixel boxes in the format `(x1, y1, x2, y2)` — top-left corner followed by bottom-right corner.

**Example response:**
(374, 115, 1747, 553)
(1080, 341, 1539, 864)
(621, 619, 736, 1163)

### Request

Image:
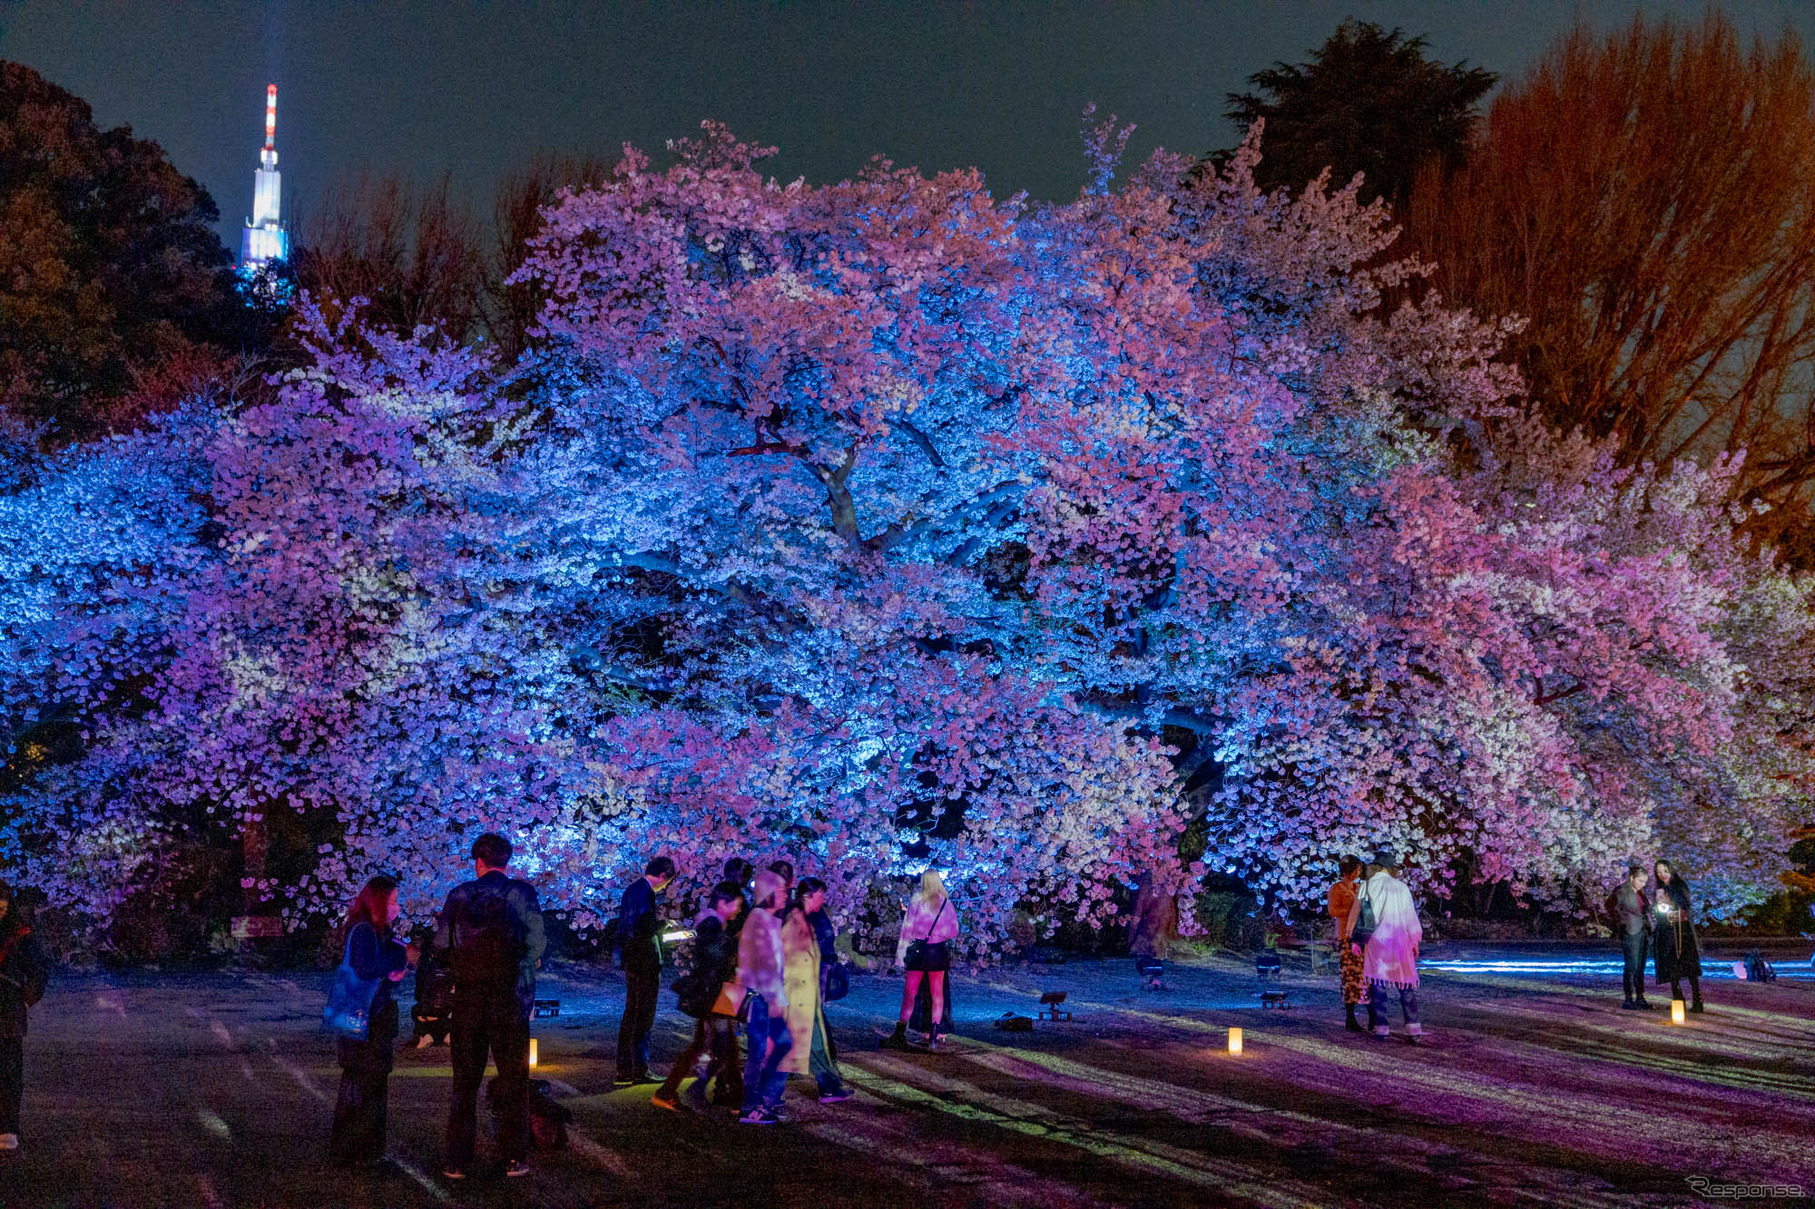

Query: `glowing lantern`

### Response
(529, 1038, 539, 1067)
(1227, 1027, 1243, 1054)
(1670, 1000, 1686, 1024)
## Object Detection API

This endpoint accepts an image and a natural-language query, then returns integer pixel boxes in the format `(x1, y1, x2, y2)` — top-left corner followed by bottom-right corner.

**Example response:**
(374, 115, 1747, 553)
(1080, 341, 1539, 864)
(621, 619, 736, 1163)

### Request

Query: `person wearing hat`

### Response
(0, 883, 48, 1152)
(1344, 851, 1423, 1041)
(1603, 862, 1654, 1010)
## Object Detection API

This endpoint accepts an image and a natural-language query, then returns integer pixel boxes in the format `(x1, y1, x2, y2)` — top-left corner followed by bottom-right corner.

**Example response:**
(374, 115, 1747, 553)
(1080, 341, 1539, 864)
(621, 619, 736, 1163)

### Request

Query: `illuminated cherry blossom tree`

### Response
(5, 120, 1811, 952)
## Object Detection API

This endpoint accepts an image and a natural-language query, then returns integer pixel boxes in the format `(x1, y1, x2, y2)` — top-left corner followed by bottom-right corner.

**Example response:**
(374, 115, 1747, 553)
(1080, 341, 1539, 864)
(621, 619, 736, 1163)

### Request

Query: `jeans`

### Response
(617, 963, 660, 1079)
(446, 984, 531, 1167)
(742, 995, 793, 1112)
(330, 999, 397, 1165)
(1620, 930, 1649, 1001)
(1367, 982, 1420, 1032)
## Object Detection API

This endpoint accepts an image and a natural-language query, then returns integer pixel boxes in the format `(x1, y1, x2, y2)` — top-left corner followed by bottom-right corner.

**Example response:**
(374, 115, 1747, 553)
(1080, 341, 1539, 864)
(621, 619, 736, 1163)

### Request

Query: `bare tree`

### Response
(1408, 14, 1815, 560)
(484, 152, 611, 363)
(291, 173, 485, 347)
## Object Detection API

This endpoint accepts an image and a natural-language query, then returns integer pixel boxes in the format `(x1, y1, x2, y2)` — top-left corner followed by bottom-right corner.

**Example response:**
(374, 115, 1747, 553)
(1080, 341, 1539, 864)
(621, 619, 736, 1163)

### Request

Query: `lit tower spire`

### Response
(241, 84, 289, 271)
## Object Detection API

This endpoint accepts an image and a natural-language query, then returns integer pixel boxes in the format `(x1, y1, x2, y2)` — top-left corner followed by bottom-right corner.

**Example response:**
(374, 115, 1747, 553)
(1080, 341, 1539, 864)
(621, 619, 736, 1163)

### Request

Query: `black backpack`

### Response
(1350, 888, 1378, 949)
(1744, 950, 1777, 983)
(449, 883, 524, 985)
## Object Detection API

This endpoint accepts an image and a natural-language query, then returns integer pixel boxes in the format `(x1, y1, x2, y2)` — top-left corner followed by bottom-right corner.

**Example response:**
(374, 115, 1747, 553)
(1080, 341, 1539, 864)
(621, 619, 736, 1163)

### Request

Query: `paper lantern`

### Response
(1670, 999, 1686, 1024)
(1227, 1026, 1243, 1055)
(529, 1038, 539, 1067)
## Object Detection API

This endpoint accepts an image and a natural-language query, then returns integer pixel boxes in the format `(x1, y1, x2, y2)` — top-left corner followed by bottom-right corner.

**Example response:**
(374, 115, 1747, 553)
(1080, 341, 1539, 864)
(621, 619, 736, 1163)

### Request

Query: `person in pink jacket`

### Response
(882, 871, 959, 1049)
(736, 871, 792, 1123)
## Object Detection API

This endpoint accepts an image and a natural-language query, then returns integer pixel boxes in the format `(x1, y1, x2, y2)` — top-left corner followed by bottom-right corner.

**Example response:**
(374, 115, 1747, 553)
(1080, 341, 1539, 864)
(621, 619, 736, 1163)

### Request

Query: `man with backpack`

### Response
(433, 833, 546, 1180)
(614, 856, 675, 1086)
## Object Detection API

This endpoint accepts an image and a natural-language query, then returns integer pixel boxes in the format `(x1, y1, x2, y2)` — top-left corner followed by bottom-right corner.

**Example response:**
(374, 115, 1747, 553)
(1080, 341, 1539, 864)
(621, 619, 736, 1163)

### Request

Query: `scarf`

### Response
(1360, 871, 1422, 990)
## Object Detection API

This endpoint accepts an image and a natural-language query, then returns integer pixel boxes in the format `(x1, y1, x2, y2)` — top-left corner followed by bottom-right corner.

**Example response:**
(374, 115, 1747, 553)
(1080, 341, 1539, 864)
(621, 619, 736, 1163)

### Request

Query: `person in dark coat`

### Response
(711, 857, 754, 1107)
(0, 883, 49, 1152)
(409, 941, 454, 1047)
(433, 832, 547, 1180)
(652, 881, 745, 1111)
(1652, 859, 1704, 1013)
(613, 855, 675, 1086)
(1604, 863, 1654, 1010)
(329, 876, 416, 1167)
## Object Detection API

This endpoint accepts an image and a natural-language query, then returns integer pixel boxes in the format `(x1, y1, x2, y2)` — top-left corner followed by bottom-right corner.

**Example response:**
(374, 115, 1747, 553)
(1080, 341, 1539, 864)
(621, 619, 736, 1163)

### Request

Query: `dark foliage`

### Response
(1220, 20, 1496, 209)
(0, 62, 258, 441)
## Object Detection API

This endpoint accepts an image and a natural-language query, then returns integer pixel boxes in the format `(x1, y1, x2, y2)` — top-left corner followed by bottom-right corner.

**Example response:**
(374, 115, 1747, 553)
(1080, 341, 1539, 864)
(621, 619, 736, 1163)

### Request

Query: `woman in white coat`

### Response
(1345, 851, 1423, 1041)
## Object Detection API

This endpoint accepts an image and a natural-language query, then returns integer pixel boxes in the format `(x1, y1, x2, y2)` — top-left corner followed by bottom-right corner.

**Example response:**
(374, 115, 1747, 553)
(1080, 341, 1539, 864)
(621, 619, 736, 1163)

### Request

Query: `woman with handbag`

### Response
(780, 878, 852, 1103)
(882, 871, 959, 1050)
(325, 875, 417, 1167)
(652, 881, 745, 1112)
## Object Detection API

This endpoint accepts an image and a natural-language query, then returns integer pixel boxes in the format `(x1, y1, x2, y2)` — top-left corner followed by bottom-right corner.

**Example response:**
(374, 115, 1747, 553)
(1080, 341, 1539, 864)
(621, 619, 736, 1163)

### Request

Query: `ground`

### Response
(2, 942, 1811, 1208)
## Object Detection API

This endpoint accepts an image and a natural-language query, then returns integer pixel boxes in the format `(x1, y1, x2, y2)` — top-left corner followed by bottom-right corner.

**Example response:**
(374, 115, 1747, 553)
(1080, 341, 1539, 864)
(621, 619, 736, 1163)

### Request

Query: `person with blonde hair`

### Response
(882, 870, 959, 1050)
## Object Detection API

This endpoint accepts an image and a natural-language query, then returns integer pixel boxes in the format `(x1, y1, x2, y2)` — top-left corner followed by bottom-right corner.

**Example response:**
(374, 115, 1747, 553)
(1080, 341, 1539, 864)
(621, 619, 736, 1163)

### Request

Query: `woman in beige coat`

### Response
(778, 878, 851, 1101)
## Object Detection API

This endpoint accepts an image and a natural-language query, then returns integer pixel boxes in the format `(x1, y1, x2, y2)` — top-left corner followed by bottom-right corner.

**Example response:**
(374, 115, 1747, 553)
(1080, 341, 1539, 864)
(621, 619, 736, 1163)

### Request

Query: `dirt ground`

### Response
(1, 944, 1810, 1208)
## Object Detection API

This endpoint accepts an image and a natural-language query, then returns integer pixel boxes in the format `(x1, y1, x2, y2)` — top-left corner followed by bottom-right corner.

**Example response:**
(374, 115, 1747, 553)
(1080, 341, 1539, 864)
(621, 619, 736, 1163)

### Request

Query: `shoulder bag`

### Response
(903, 899, 949, 968)
(322, 930, 384, 1041)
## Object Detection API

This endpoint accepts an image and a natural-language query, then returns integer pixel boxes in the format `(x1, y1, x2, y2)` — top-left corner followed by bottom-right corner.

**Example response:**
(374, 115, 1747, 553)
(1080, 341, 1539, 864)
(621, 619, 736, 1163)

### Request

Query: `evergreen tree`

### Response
(0, 62, 253, 441)
(1221, 20, 1496, 209)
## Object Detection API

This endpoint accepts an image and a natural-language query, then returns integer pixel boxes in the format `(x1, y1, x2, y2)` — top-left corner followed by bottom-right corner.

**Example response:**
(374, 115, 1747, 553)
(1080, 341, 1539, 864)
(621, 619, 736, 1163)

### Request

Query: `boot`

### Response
(880, 1021, 909, 1050)
(1690, 986, 1705, 1014)
(1344, 1004, 1363, 1032)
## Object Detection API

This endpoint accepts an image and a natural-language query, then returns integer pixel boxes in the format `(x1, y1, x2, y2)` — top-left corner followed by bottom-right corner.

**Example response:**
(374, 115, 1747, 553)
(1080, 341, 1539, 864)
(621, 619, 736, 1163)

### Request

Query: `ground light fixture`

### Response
(1670, 999, 1686, 1024)
(1228, 1027, 1243, 1055)
(529, 1038, 539, 1067)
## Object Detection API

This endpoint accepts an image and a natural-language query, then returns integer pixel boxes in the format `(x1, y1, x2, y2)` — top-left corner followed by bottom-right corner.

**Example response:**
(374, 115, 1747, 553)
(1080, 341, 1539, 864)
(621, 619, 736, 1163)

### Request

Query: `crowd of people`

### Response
(0, 831, 1726, 1174)
(320, 836, 962, 1175)
(1322, 851, 1712, 1042)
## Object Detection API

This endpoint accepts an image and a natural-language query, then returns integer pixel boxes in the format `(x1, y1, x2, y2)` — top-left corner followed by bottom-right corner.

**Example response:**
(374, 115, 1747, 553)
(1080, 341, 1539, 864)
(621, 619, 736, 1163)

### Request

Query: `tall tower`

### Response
(240, 84, 288, 271)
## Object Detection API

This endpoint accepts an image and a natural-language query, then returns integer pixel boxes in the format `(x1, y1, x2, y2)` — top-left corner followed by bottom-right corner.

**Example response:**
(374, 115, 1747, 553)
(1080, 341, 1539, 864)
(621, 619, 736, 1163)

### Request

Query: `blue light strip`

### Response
(1423, 959, 1814, 980)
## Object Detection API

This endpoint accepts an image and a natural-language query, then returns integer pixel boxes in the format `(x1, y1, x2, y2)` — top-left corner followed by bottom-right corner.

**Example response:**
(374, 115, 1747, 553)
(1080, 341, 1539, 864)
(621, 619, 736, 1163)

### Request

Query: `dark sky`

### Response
(3, 1, 1812, 250)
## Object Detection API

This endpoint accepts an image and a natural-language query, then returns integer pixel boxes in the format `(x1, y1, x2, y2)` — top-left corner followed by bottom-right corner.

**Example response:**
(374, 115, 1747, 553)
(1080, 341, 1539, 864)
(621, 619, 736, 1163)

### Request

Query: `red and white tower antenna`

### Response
(242, 84, 288, 271)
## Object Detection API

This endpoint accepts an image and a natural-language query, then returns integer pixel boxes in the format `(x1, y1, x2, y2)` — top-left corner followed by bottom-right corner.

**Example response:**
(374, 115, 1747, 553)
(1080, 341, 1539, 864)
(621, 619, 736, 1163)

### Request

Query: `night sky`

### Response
(3, 1, 1813, 249)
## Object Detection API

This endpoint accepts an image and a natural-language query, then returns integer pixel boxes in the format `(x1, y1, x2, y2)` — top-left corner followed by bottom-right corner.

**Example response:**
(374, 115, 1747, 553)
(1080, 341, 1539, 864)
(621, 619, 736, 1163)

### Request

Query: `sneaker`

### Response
(650, 1091, 679, 1111)
(505, 1159, 530, 1178)
(1372, 1027, 1390, 1040)
(0, 1134, 17, 1151)
(441, 1166, 468, 1181)
(416, 1033, 435, 1049)
(1407, 1024, 1424, 1037)
(818, 1087, 855, 1104)
(1634, 998, 1654, 1010)
(739, 1108, 779, 1125)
